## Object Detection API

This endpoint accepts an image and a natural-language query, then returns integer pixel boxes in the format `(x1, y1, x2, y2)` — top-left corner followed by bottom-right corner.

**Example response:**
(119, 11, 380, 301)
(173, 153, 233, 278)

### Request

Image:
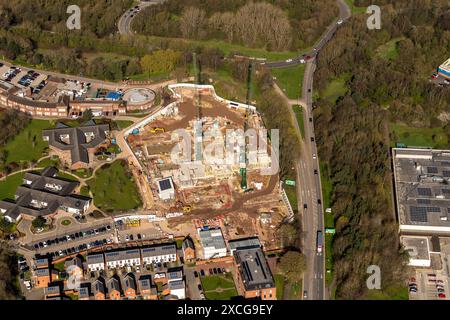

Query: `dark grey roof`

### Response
(92, 278, 106, 295)
(234, 247, 275, 291)
(141, 243, 176, 258)
(158, 178, 173, 191)
(0, 167, 90, 221)
(182, 237, 195, 251)
(123, 273, 136, 291)
(87, 253, 105, 265)
(228, 237, 261, 251)
(78, 284, 90, 298)
(35, 268, 50, 277)
(105, 248, 141, 262)
(167, 268, 183, 281)
(107, 277, 121, 292)
(46, 283, 61, 295)
(138, 276, 155, 292)
(168, 280, 185, 290)
(42, 123, 109, 165)
(35, 257, 49, 268)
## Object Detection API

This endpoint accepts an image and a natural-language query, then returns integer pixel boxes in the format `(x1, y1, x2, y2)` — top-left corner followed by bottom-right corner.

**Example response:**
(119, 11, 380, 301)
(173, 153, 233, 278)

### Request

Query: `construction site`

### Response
(124, 66, 290, 250)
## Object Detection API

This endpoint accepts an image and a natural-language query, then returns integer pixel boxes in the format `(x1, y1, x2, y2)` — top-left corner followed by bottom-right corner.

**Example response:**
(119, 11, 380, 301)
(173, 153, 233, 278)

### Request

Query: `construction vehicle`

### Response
(149, 127, 165, 134)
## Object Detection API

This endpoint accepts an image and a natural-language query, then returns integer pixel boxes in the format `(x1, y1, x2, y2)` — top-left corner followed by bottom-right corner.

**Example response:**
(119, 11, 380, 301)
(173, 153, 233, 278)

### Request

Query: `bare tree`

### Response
(180, 7, 207, 39)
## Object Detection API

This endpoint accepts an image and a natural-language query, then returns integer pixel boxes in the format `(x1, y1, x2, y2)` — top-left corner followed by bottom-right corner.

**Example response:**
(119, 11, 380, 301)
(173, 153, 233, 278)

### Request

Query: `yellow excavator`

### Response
(149, 127, 165, 134)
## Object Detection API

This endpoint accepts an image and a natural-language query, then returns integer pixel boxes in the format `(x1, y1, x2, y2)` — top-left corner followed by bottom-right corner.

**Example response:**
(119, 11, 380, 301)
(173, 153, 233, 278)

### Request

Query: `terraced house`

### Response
(0, 167, 91, 222)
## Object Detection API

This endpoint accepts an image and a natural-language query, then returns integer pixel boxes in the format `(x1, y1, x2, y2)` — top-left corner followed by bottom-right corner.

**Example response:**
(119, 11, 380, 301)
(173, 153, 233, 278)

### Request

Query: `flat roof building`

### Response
(392, 148, 450, 234)
(229, 237, 261, 254)
(233, 247, 276, 300)
(198, 228, 227, 260)
(400, 236, 431, 267)
(157, 177, 175, 201)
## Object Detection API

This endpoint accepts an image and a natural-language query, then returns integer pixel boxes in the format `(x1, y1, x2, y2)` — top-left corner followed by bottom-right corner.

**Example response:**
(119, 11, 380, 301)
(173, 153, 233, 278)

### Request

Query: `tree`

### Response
(278, 251, 306, 283)
(279, 223, 298, 248)
(140, 50, 181, 76)
(31, 216, 46, 229)
(82, 109, 93, 123)
(180, 7, 206, 39)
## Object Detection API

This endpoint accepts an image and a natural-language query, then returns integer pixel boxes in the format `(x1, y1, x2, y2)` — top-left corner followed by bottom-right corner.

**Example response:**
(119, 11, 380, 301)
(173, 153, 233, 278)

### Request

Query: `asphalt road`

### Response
(118, 0, 166, 35)
(289, 0, 351, 300)
(265, 0, 351, 70)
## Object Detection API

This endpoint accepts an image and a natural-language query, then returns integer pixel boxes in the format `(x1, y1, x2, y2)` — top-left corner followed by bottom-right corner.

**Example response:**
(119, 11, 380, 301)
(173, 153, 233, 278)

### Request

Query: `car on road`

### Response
(311, 137, 315, 142)
(303, 290, 308, 299)
(198, 284, 202, 291)
(314, 169, 318, 175)
(304, 203, 307, 209)
(300, 59, 306, 64)
(309, 117, 312, 122)
(337, 19, 343, 25)
(318, 199, 321, 205)
(312, 154, 316, 159)
(285, 59, 293, 63)
(194, 271, 199, 278)
(316, 230, 323, 254)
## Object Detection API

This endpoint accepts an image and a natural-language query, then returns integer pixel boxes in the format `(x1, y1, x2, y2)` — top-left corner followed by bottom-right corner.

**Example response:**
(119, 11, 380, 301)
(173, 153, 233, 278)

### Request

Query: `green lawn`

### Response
(344, 0, 367, 14)
(376, 38, 404, 61)
(56, 171, 79, 182)
(292, 105, 305, 138)
(272, 64, 305, 99)
(390, 123, 449, 149)
(114, 120, 134, 130)
(320, 162, 333, 211)
(288, 280, 302, 300)
(274, 274, 285, 300)
(0, 172, 25, 200)
(36, 156, 60, 168)
(284, 185, 298, 214)
(146, 36, 298, 62)
(87, 160, 142, 212)
(1, 119, 54, 165)
(80, 186, 90, 197)
(53, 261, 66, 272)
(366, 285, 408, 300)
(201, 274, 238, 300)
(321, 76, 349, 104)
(320, 161, 334, 287)
(325, 233, 334, 285)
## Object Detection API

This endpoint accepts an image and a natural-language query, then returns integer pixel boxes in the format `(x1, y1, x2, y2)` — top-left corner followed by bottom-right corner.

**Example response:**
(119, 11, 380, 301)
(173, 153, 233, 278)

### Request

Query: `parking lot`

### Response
(28, 223, 114, 260)
(409, 270, 449, 300)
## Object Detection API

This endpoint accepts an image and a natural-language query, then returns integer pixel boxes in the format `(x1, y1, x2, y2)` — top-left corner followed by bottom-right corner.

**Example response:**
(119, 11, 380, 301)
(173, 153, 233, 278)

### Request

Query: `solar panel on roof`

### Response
(427, 207, 441, 213)
(417, 188, 432, 196)
(417, 199, 431, 204)
(427, 167, 438, 174)
(443, 171, 450, 177)
(159, 179, 172, 191)
(410, 206, 428, 222)
(442, 189, 450, 194)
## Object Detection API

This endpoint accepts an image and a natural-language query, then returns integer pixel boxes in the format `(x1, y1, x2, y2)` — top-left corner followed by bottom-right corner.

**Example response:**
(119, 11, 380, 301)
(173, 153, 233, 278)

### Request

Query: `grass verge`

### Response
(271, 64, 305, 99)
(87, 160, 142, 212)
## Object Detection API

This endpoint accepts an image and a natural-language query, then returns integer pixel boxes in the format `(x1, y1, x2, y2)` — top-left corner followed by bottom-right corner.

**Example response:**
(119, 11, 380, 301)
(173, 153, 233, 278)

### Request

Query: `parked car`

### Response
(198, 284, 202, 291)
(194, 271, 198, 278)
